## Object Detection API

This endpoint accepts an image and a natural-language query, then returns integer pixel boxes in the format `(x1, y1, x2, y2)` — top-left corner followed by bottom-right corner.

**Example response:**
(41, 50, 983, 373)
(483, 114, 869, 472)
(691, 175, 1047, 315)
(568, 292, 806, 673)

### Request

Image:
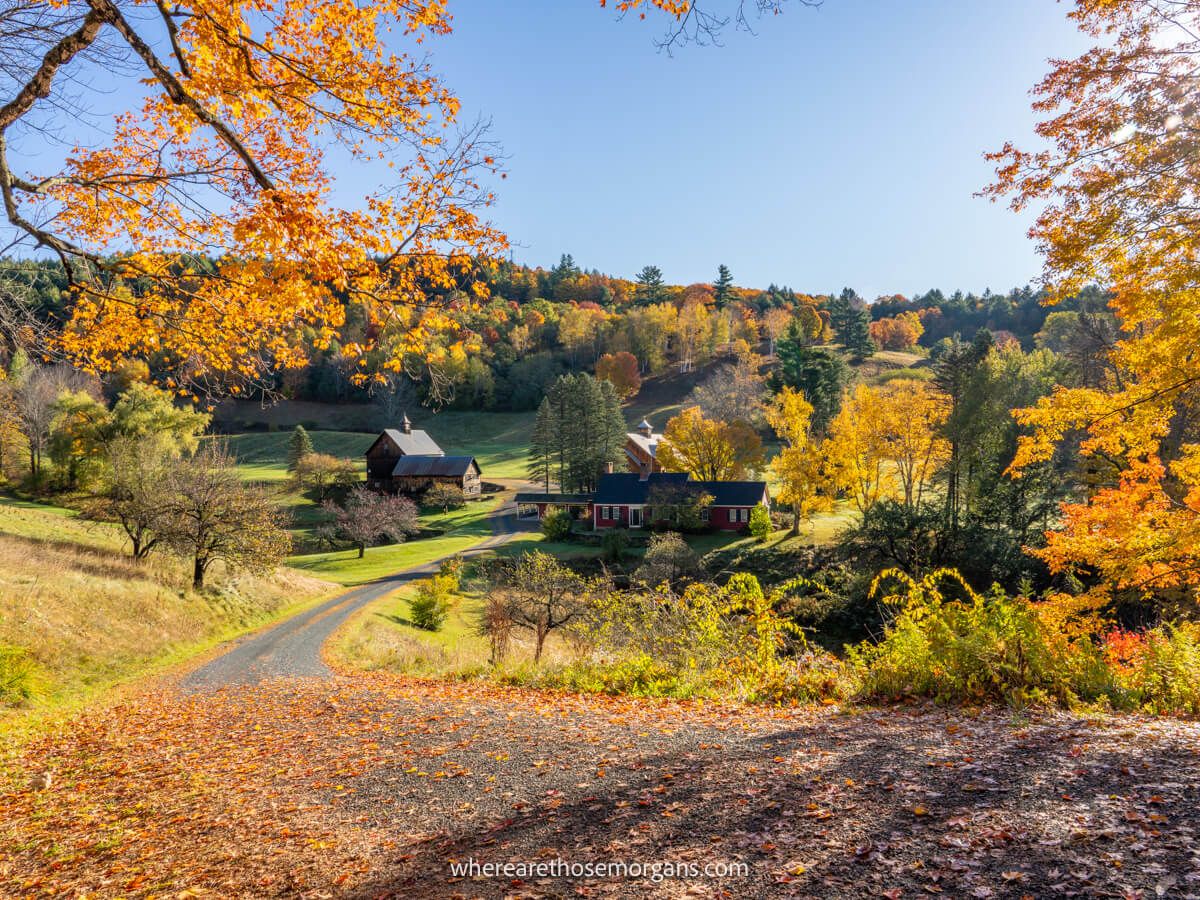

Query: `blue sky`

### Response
(414, 0, 1087, 298)
(8, 0, 1088, 300)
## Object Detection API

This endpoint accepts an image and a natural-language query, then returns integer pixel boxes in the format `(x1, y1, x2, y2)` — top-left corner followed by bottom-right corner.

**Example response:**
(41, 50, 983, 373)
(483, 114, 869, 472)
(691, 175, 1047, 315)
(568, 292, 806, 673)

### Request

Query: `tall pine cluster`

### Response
(528, 374, 628, 493)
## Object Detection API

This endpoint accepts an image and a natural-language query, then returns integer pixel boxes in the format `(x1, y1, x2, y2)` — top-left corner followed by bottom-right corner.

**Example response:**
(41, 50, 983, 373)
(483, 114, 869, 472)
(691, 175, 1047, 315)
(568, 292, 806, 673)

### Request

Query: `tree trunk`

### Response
(192, 557, 205, 590)
(357, 542, 365, 558)
(790, 503, 801, 537)
(534, 627, 547, 663)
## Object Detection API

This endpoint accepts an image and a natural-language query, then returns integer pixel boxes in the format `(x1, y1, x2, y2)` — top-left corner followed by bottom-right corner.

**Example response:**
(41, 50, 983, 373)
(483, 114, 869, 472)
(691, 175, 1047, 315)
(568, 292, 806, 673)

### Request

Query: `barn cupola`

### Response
(637, 419, 653, 438)
(401, 413, 413, 435)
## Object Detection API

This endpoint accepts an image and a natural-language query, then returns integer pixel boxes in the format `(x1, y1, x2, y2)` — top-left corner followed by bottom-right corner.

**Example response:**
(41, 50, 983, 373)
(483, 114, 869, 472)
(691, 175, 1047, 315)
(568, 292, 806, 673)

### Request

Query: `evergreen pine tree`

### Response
(528, 398, 556, 491)
(713, 264, 734, 306)
(828, 287, 876, 359)
(635, 265, 666, 305)
(286, 424, 314, 472)
(774, 323, 850, 433)
(533, 373, 628, 493)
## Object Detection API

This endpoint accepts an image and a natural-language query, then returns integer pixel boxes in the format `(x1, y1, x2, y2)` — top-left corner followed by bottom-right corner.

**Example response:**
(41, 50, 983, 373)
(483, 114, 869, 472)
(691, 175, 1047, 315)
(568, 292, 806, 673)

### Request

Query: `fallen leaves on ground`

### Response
(2, 675, 1199, 898)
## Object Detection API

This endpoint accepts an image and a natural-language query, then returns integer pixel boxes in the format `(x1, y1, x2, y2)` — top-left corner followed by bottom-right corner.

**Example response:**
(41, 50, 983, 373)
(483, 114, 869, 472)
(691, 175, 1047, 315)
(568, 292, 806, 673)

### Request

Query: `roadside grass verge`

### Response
(329, 582, 573, 679)
(0, 496, 339, 736)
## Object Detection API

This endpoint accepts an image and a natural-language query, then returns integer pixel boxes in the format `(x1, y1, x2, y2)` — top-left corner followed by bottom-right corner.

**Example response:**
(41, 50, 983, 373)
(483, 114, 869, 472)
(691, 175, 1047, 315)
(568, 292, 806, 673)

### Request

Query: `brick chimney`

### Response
(604, 462, 614, 474)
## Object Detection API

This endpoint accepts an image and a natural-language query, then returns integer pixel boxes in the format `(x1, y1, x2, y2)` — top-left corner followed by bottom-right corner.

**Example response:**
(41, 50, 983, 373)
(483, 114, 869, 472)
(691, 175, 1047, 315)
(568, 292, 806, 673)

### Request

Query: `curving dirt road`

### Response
(181, 499, 524, 690)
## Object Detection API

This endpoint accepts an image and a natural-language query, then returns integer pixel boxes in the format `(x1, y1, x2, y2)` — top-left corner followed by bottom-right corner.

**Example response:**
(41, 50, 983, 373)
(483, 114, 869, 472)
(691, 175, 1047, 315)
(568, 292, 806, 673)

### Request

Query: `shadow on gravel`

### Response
(345, 713, 1200, 899)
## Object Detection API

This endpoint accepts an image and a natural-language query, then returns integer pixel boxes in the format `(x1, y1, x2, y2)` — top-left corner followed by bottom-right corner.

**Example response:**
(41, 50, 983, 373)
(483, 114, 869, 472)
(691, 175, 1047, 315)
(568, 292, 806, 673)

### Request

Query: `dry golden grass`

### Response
(330, 583, 578, 681)
(0, 498, 336, 714)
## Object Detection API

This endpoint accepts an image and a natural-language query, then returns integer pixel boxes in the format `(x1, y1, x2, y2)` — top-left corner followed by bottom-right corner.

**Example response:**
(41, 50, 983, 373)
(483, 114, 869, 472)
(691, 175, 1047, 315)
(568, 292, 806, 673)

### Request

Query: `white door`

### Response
(629, 507, 643, 528)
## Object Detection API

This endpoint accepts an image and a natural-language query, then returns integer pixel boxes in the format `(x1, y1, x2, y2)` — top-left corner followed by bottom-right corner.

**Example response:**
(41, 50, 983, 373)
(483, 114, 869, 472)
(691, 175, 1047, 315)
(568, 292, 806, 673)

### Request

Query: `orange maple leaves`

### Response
(990, 1, 1200, 599)
(5, 0, 505, 391)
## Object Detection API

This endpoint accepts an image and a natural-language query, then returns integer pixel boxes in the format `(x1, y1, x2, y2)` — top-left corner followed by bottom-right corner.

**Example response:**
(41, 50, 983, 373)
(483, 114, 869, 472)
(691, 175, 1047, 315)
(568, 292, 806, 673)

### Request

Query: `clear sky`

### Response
(408, 0, 1087, 298)
(6, 0, 1089, 300)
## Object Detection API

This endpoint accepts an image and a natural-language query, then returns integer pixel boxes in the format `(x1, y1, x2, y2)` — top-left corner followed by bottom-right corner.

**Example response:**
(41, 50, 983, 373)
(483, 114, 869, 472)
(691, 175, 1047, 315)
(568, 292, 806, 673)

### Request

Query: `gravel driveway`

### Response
(181, 502, 523, 689)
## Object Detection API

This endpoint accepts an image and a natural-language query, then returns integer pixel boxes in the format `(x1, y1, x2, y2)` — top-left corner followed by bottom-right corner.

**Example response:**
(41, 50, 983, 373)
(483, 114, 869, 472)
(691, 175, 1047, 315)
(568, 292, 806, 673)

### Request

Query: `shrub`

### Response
(634, 531, 699, 587)
(601, 528, 630, 562)
(848, 569, 1114, 707)
(409, 573, 457, 631)
(1115, 624, 1200, 714)
(748, 504, 772, 541)
(0, 643, 37, 706)
(424, 483, 466, 512)
(540, 506, 573, 542)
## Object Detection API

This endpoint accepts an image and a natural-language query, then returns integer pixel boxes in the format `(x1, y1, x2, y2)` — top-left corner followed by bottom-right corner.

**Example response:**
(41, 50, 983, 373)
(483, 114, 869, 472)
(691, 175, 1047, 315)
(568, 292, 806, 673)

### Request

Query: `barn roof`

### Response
(390, 455, 477, 477)
(371, 427, 444, 457)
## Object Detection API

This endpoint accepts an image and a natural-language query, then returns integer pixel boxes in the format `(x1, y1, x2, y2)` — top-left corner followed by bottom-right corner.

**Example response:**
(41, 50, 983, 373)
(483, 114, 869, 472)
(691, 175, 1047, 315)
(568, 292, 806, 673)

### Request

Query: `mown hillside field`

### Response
(0, 498, 337, 719)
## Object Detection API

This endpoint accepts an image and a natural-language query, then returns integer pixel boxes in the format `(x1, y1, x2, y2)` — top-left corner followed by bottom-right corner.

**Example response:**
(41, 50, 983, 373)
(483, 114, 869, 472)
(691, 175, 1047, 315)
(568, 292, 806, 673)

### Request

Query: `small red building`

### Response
(591, 472, 769, 532)
(515, 473, 770, 532)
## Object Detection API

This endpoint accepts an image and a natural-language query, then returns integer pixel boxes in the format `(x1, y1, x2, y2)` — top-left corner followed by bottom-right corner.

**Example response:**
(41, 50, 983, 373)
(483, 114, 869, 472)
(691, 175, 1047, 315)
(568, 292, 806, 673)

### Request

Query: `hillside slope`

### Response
(0, 499, 336, 715)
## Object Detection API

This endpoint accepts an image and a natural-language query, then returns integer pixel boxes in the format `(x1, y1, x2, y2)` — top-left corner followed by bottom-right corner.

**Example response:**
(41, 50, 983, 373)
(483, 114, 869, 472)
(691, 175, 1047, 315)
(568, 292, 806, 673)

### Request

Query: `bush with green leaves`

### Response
(0, 643, 37, 706)
(409, 573, 458, 631)
(748, 504, 772, 541)
(601, 527, 630, 562)
(540, 506, 573, 541)
(848, 569, 1115, 707)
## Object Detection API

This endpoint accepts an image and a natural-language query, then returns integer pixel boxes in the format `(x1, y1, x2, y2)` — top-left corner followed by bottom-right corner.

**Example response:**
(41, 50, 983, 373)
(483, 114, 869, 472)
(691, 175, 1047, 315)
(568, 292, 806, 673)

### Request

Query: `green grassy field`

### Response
(286, 494, 505, 585)
(222, 431, 373, 482)
(220, 413, 535, 482)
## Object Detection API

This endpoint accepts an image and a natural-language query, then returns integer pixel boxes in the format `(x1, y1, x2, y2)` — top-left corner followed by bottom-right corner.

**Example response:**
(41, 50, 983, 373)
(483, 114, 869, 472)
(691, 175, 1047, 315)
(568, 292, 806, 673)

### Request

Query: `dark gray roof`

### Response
(594, 472, 768, 507)
(391, 455, 477, 477)
(380, 427, 444, 457)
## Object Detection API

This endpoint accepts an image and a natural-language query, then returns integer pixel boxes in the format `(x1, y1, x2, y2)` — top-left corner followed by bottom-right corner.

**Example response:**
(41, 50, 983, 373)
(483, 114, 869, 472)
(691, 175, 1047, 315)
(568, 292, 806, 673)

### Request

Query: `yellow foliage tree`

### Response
(824, 381, 947, 517)
(766, 386, 834, 535)
(987, 0, 1200, 599)
(658, 406, 763, 481)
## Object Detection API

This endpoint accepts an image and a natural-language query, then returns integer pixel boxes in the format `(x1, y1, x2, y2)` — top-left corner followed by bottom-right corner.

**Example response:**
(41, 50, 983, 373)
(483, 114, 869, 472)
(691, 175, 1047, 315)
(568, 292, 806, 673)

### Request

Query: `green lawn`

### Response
(286, 495, 505, 585)
(221, 431, 374, 482)
(218, 413, 536, 483)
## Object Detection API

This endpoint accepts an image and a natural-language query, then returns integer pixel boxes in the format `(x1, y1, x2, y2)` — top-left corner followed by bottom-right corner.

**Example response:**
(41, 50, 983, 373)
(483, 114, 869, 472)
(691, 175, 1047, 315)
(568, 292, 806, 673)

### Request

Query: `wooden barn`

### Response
(365, 416, 482, 497)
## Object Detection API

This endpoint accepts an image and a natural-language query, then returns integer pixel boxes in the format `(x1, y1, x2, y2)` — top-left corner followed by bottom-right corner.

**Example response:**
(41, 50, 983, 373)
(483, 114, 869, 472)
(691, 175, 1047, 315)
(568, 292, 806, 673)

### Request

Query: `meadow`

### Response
(0, 497, 337, 719)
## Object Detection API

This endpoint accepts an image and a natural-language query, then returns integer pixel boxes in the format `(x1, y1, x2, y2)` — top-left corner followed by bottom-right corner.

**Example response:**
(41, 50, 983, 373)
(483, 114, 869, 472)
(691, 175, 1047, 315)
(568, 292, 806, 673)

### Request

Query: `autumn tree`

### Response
(595, 351, 642, 399)
(160, 444, 290, 589)
(869, 311, 924, 351)
(883, 380, 949, 511)
(321, 487, 419, 558)
(90, 436, 175, 560)
(294, 453, 359, 501)
(48, 390, 110, 489)
(982, 1, 1200, 601)
(489, 551, 589, 662)
(0, 0, 506, 394)
(824, 384, 898, 517)
(657, 406, 763, 481)
(762, 307, 792, 357)
(424, 482, 466, 513)
(687, 357, 767, 427)
(9, 363, 93, 480)
(766, 386, 833, 535)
